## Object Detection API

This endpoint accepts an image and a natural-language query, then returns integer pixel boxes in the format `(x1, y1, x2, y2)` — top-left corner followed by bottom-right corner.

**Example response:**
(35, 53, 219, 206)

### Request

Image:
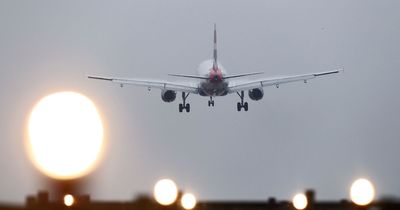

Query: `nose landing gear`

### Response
(208, 96, 215, 107)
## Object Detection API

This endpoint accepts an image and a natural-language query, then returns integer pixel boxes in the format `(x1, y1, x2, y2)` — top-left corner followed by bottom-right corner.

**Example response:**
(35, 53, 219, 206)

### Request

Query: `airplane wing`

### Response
(88, 76, 199, 94)
(228, 69, 341, 93)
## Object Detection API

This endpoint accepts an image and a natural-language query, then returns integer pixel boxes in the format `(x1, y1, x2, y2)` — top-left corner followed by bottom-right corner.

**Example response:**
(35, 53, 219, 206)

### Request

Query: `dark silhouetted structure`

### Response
(0, 190, 399, 210)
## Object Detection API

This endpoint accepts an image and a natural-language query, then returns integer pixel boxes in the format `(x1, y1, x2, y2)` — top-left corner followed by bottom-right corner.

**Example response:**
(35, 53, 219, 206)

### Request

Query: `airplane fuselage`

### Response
(197, 60, 229, 96)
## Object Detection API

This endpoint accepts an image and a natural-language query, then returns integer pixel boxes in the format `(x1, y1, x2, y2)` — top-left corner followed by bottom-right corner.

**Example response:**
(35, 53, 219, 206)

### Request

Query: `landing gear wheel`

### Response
(244, 102, 248, 111)
(179, 103, 183, 113)
(237, 102, 241, 111)
(186, 103, 190, 112)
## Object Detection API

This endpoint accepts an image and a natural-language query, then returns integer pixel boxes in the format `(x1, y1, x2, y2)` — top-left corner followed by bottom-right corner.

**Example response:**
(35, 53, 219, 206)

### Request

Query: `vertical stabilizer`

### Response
(213, 23, 218, 70)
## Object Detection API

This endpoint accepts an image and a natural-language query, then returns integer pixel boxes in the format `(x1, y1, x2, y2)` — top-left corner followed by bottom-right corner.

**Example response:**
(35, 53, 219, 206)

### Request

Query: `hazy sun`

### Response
(27, 91, 104, 180)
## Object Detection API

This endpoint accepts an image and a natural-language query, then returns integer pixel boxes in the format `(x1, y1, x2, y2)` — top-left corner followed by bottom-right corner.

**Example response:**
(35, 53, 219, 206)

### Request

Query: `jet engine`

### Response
(161, 90, 177, 102)
(248, 88, 264, 101)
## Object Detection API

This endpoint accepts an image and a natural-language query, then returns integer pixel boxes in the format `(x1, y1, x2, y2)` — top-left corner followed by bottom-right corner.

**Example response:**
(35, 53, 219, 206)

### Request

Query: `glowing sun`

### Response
(27, 91, 104, 180)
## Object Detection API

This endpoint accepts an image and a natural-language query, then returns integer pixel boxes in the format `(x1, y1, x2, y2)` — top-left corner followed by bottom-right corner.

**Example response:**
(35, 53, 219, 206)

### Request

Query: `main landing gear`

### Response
(179, 92, 190, 113)
(208, 96, 215, 107)
(236, 91, 248, 112)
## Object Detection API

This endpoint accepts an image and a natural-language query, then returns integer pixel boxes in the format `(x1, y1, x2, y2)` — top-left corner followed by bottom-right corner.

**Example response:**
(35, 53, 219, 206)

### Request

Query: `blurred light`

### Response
(350, 178, 375, 206)
(27, 92, 104, 180)
(64, 194, 74, 207)
(181, 193, 197, 210)
(154, 179, 178, 206)
(292, 193, 308, 210)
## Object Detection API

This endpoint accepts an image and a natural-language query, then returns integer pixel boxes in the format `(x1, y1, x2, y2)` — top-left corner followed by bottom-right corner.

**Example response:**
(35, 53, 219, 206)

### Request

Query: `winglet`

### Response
(213, 23, 218, 70)
(313, 69, 342, 77)
(87, 75, 113, 81)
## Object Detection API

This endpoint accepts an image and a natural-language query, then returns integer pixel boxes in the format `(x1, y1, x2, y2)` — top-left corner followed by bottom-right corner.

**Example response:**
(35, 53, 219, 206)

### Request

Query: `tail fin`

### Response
(213, 23, 218, 70)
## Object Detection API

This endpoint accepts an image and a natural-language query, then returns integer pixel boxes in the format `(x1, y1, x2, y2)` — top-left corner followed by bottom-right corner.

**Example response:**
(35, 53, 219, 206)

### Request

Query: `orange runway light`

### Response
(63, 194, 75, 207)
(181, 193, 197, 210)
(350, 178, 375, 206)
(292, 193, 308, 210)
(154, 179, 178, 206)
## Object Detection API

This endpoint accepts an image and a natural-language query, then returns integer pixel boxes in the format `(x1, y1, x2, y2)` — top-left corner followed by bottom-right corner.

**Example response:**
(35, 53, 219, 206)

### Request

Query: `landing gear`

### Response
(179, 92, 190, 113)
(237, 102, 248, 111)
(179, 103, 190, 112)
(208, 96, 215, 107)
(236, 91, 248, 112)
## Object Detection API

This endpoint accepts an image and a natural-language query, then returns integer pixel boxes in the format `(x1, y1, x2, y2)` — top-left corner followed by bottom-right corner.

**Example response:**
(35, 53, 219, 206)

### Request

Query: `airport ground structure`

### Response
(0, 190, 399, 210)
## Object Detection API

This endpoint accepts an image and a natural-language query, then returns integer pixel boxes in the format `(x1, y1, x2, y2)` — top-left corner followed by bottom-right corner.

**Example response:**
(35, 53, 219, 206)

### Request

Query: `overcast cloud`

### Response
(0, 0, 400, 203)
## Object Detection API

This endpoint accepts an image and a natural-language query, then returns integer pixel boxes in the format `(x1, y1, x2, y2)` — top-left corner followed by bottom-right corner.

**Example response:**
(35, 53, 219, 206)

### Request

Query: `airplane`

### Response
(88, 24, 341, 113)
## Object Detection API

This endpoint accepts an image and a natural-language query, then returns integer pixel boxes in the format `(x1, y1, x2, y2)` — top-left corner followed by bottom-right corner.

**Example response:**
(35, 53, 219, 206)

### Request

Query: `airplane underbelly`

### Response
(199, 81, 228, 96)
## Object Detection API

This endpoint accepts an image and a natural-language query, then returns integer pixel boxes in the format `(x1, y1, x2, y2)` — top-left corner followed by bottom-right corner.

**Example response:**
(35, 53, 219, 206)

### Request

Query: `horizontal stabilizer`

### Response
(168, 74, 208, 79)
(168, 72, 264, 80)
(223, 72, 264, 79)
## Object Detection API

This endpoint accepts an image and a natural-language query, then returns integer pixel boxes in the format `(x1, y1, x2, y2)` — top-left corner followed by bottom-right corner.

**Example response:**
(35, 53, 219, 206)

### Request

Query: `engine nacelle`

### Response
(161, 90, 176, 102)
(248, 88, 264, 101)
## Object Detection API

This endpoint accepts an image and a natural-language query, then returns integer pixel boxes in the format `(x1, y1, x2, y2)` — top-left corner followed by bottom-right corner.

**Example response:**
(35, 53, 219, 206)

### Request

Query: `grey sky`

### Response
(1, 0, 400, 203)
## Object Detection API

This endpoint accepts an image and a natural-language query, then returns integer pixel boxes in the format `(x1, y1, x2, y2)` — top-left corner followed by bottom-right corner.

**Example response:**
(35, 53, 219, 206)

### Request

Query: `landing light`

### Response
(154, 179, 178, 206)
(350, 178, 375, 206)
(292, 193, 308, 210)
(64, 194, 75, 207)
(181, 193, 197, 210)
